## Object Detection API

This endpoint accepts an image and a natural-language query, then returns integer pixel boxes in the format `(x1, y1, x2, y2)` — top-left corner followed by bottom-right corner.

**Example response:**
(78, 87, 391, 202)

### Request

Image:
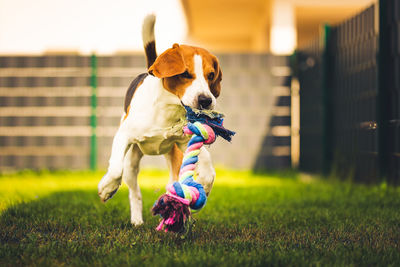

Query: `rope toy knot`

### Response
(152, 106, 235, 233)
(184, 121, 216, 144)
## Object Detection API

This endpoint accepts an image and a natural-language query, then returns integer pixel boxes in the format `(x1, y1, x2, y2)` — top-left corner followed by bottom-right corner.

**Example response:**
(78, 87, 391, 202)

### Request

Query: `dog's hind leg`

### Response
(98, 127, 131, 202)
(122, 144, 144, 226)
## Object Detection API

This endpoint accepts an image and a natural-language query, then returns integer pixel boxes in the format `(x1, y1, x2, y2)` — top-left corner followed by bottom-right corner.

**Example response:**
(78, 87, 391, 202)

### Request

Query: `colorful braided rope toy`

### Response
(152, 106, 235, 233)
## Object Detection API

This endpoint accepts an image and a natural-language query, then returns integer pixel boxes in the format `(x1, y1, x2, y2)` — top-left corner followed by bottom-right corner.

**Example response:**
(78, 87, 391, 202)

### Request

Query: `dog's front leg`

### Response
(196, 146, 216, 196)
(98, 127, 130, 202)
(122, 144, 144, 226)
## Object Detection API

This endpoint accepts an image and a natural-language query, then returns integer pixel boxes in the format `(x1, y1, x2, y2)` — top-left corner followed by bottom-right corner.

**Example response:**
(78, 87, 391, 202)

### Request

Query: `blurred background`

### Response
(0, 0, 399, 183)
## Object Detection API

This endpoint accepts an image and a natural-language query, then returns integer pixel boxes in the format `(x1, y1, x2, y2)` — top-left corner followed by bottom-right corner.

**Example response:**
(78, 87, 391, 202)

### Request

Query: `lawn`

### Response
(0, 169, 399, 266)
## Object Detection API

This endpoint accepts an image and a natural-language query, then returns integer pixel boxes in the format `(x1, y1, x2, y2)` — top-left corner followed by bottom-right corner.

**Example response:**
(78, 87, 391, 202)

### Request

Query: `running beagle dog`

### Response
(98, 15, 222, 225)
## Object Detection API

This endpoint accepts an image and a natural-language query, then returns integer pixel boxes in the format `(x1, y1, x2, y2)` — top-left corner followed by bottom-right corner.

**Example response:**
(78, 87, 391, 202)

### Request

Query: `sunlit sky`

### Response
(0, 0, 187, 55)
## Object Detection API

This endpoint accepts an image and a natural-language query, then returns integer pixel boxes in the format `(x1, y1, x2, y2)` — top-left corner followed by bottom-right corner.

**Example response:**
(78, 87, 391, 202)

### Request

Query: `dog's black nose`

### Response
(198, 94, 212, 109)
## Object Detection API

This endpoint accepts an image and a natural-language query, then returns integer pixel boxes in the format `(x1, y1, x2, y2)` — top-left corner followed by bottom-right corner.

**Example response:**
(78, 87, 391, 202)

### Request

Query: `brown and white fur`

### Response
(98, 15, 222, 226)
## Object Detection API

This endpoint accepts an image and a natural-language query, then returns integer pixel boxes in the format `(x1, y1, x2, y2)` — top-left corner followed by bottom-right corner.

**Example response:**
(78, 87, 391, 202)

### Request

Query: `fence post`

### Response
(290, 52, 300, 169)
(378, 1, 389, 180)
(90, 53, 98, 171)
(322, 24, 332, 175)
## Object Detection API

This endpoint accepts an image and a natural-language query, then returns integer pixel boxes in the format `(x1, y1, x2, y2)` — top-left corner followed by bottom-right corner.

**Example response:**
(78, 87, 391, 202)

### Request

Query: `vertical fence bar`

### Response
(90, 53, 98, 171)
(322, 24, 332, 175)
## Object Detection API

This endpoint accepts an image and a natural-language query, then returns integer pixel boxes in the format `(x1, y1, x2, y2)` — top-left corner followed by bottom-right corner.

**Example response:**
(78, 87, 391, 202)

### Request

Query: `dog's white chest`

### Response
(122, 76, 189, 155)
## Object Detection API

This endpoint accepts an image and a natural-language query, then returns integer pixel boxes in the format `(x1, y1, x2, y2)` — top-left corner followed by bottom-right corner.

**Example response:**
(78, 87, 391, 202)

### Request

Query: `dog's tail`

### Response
(142, 14, 157, 69)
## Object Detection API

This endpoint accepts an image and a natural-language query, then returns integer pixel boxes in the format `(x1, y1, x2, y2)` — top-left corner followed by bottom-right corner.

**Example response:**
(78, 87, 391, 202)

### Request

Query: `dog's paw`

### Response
(202, 178, 215, 196)
(131, 216, 144, 226)
(98, 174, 121, 202)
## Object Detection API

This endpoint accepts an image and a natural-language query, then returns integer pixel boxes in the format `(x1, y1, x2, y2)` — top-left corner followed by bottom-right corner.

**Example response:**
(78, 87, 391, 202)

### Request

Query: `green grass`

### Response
(1, 169, 400, 266)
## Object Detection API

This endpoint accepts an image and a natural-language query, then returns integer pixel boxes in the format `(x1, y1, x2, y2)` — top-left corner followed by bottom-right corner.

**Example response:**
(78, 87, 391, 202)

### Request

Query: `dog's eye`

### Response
(180, 71, 192, 79)
(208, 72, 215, 80)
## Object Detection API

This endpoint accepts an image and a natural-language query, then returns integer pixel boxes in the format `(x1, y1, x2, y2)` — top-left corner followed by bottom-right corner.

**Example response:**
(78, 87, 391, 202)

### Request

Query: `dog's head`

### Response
(148, 44, 222, 110)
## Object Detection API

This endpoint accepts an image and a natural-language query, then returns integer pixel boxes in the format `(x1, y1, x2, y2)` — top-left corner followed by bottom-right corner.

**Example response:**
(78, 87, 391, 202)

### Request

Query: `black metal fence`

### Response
(330, 5, 378, 182)
(379, 0, 400, 183)
(296, 1, 400, 183)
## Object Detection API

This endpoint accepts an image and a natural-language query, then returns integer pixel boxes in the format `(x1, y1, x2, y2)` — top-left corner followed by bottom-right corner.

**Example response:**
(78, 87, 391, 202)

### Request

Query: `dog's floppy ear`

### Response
(148, 43, 186, 78)
(210, 59, 222, 98)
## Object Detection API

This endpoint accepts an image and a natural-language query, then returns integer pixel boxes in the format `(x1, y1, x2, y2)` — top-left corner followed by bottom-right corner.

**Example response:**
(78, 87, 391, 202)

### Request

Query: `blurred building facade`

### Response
(182, 0, 375, 53)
